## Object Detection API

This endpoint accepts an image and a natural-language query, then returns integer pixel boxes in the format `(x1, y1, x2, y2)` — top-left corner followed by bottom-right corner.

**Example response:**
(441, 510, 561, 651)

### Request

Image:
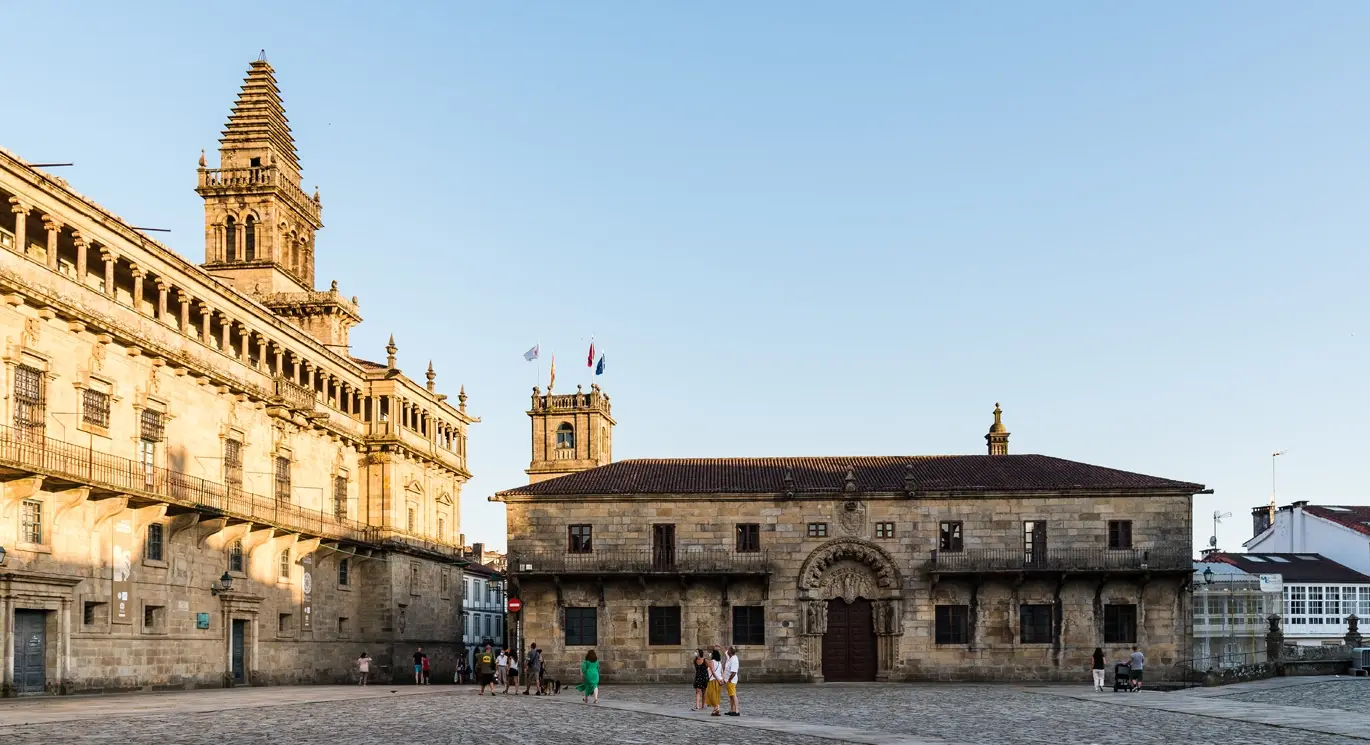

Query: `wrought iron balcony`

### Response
(508, 548, 771, 577)
(928, 546, 1191, 574)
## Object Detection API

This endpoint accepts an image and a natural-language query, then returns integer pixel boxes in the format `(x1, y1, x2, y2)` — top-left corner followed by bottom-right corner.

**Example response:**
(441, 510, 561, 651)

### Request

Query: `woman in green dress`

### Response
(578, 649, 600, 704)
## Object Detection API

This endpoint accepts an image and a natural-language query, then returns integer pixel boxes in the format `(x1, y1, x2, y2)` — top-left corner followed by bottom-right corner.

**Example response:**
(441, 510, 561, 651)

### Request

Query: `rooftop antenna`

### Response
(1271, 450, 1288, 515)
(1211, 510, 1231, 551)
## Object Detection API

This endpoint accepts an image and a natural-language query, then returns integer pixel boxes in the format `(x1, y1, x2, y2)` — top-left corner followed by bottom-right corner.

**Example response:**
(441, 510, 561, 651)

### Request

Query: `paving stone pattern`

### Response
(1223, 679, 1370, 714)
(604, 683, 1359, 745)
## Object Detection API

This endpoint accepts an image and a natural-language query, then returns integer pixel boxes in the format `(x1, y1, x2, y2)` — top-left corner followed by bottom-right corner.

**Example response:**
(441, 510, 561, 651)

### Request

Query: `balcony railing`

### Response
(0, 423, 457, 555)
(508, 548, 771, 576)
(197, 166, 320, 222)
(272, 375, 316, 412)
(929, 547, 1190, 573)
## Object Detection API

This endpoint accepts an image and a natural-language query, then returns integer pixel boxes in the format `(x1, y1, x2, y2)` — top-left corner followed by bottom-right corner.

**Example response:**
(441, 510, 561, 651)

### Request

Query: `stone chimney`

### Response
(1252, 504, 1274, 539)
(472, 542, 484, 564)
(985, 403, 1010, 456)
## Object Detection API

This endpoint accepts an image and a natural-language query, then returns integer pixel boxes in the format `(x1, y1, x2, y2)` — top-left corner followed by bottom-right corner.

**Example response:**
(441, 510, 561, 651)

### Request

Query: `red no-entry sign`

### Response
(508, 598, 523, 613)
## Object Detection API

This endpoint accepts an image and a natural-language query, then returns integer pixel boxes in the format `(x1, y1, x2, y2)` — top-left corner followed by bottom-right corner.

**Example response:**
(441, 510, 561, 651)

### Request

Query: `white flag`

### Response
(523, 344, 539, 362)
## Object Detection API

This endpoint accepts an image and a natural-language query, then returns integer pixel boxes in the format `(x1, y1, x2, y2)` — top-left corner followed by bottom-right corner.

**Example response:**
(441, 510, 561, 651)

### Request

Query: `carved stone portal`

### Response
(798, 538, 901, 592)
(822, 565, 878, 604)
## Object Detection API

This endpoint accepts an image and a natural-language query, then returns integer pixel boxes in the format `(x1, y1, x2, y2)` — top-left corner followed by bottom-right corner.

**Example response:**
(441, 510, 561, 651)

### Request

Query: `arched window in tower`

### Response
(555, 422, 575, 451)
(292, 239, 301, 275)
(225, 217, 237, 262)
(244, 216, 256, 261)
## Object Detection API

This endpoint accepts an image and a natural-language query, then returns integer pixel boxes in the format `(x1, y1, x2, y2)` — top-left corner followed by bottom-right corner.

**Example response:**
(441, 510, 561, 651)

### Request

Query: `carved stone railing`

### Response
(530, 386, 612, 416)
(197, 166, 320, 223)
(272, 375, 315, 412)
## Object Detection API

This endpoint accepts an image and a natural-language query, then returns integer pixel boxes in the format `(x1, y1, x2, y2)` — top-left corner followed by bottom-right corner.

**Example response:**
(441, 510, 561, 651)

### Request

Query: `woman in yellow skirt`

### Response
(703, 648, 723, 716)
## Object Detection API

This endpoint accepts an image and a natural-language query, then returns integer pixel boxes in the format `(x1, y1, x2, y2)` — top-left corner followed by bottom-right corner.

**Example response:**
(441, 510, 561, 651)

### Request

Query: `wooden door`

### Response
(231, 619, 247, 683)
(821, 599, 877, 681)
(14, 610, 46, 694)
(652, 524, 676, 570)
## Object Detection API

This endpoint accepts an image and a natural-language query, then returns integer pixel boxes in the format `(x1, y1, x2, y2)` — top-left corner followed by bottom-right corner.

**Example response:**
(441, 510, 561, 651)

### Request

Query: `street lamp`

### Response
(1202, 566, 1214, 585)
(210, 571, 234, 596)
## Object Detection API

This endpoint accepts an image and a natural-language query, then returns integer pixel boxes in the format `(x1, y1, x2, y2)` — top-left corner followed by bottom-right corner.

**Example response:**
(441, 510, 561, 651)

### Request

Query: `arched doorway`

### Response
(822, 598, 876, 681)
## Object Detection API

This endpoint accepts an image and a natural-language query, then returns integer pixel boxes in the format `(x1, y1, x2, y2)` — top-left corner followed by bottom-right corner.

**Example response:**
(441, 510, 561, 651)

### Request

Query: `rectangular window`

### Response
(278, 613, 293, 633)
(138, 438, 156, 486)
(568, 524, 593, 553)
(338, 617, 349, 637)
(566, 607, 597, 646)
(224, 438, 243, 489)
(1360, 587, 1370, 617)
(441, 571, 450, 596)
(14, 364, 46, 439)
(1308, 586, 1324, 620)
(146, 523, 164, 562)
(1023, 521, 1045, 564)
(83, 601, 107, 626)
(279, 550, 291, 581)
(939, 521, 963, 552)
(483, 614, 491, 637)
(20, 499, 42, 544)
(807, 522, 828, 538)
(1107, 520, 1133, 550)
(736, 524, 761, 553)
(935, 605, 969, 644)
(732, 605, 765, 645)
(274, 456, 291, 504)
(463, 614, 470, 638)
(875, 522, 895, 539)
(1104, 604, 1138, 644)
(406, 507, 416, 531)
(333, 476, 347, 520)
(410, 563, 420, 594)
(1019, 604, 1053, 644)
(139, 409, 165, 442)
(143, 604, 165, 630)
(1327, 586, 1341, 618)
(437, 516, 446, 542)
(82, 388, 110, 428)
(648, 606, 682, 646)
(228, 540, 244, 573)
(486, 581, 493, 603)
(338, 558, 350, 586)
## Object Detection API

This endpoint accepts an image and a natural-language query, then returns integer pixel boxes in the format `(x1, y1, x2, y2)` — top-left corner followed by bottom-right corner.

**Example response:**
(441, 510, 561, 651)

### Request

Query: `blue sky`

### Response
(5, 2, 1369, 552)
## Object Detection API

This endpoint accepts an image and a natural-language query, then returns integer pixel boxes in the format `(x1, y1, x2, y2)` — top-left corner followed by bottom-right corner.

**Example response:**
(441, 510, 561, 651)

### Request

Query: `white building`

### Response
(1207, 552, 1370, 645)
(462, 562, 506, 664)
(1246, 502, 1370, 576)
(1192, 561, 1281, 665)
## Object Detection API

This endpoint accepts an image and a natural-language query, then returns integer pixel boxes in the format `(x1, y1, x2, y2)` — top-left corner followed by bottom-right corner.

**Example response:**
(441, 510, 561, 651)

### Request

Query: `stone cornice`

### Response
(492, 488, 1201, 504)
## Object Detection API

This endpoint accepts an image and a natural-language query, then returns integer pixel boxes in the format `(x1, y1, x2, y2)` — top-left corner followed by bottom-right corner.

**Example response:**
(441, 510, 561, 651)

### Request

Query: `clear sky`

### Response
(5, 2, 1368, 552)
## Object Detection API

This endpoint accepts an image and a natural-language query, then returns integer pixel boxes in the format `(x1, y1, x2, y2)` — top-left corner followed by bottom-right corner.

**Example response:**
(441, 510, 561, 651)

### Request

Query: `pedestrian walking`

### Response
(421, 653, 431, 685)
(474, 642, 497, 695)
(504, 651, 520, 694)
(496, 648, 510, 688)
(691, 648, 708, 711)
(1090, 647, 1105, 692)
(356, 651, 371, 686)
(724, 647, 741, 716)
(704, 648, 723, 716)
(1128, 646, 1146, 691)
(577, 649, 600, 704)
(412, 647, 425, 685)
(524, 643, 543, 695)
(457, 656, 470, 685)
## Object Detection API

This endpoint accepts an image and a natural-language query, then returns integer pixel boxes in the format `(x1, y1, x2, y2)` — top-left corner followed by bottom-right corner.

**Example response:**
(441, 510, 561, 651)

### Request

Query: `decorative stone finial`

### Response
(986, 402, 1010, 456)
(843, 467, 857, 493)
(426, 360, 436, 391)
(258, 49, 268, 62)
(458, 385, 468, 412)
(577, 384, 583, 393)
(313, 186, 320, 203)
(330, 280, 338, 292)
(351, 295, 359, 305)
(198, 149, 206, 168)
(989, 403, 1007, 433)
(385, 334, 397, 368)
(782, 468, 795, 497)
(904, 463, 916, 494)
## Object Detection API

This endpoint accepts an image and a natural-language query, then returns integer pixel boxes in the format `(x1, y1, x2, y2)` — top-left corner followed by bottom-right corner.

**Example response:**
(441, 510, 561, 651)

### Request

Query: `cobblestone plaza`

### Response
(1, 677, 1365, 744)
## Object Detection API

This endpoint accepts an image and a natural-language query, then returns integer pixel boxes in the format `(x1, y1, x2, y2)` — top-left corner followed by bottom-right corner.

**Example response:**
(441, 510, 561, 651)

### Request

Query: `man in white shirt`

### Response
(496, 649, 510, 688)
(724, 647, 740, 716)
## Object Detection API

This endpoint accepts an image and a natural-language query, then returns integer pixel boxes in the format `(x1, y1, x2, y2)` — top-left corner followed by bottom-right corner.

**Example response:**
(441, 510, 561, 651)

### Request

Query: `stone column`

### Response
(273, 347, 284, 377)
(198, 303, 211, 341)
(41, 214, 61, 270)
(72, 231, 88, 279)
(291, 354, 302, 385)
(871, 598, 903, 682)
(0, 594, 12, 694)
(1345, 615, 1363, 649)
(219, 312, 232, 353)
(100, 249, 117, 295)
(130, 266, 146, 312)
(306, 363, 317, 400)
(8, 198, 27, 254)
(156, 279, 170, 322)
(236, 324, 251, 364)
(1265, 614, 1284, 663)
(254, 334, 269, 370)
(178, 292, 191, 334)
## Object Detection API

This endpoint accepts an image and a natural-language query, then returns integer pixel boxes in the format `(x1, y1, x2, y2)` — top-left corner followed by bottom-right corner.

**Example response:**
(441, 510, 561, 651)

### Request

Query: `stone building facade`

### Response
(496, 394, 1202, 683)
(0, 58, 474, 695)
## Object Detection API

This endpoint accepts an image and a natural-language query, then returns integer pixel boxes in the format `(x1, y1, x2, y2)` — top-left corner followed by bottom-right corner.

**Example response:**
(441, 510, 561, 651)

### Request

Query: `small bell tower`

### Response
(986, 402, 1010, 455)
(526, 384, 615, 484)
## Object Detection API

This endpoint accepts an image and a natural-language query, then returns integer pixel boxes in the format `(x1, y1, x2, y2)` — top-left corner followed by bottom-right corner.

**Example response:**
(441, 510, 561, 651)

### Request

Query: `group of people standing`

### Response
(692, 646, 741, 717)
(468, 641, 551, 695)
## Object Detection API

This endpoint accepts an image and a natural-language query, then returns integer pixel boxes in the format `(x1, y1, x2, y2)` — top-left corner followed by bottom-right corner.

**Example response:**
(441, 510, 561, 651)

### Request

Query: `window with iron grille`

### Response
(935, 605, 969, 644)
(1019, 604, 1053, 644)
(338, 558, 350, 586)
(333, 476, 347, 519)
(228, 540, 244, 573)
(648, 606, 682, 646)
(82, 388, 110, 428)
(14, 364, 45, 437)
(939, 521, 963, 552)
(1104, 604, 1137, 644)
(224, 439, 243, 489)
(20, 499, 42, 544)
(565, 607, 597, 646)
(568, 524, 593, 553)
(274, 456, 291, 504)
(140, 409, 165, 442)
(736, 524, 761, 553)
(146, 523, 164, 562)
(732, 606, 765, 645)
(1108, 520, 1133, 550)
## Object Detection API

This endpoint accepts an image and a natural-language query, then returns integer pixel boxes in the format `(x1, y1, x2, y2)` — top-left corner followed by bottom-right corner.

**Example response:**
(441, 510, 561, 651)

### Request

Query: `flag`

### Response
(523, 344, 539, 362)
(548, 354, 556, 390)
(595, 354, 605, 376)
(587, 340, 596, 367)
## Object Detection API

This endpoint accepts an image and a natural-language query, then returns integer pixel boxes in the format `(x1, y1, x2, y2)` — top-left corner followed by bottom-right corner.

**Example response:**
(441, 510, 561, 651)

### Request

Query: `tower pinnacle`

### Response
(986, 402, 1010, 456)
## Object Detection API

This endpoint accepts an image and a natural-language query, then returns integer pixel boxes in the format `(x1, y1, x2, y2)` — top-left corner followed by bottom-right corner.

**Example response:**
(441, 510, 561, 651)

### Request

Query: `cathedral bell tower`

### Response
(196, 55, 360, 347)
(986, 402, 1010, 455)
(526, 384, 615, 484)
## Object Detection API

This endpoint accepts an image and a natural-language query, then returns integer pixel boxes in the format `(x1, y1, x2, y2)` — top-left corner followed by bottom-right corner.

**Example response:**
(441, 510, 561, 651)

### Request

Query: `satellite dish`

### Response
(1208, 535, 1217, 548)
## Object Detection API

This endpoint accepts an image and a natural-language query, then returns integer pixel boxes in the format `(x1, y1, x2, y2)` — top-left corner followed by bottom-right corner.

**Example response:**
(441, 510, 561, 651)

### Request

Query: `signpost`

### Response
(509, 597, 524, 684)
(508, 598, 522, 613)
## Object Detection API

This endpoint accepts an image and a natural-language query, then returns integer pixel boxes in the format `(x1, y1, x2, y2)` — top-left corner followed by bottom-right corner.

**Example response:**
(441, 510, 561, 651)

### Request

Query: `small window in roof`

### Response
(1244, 556, 1267, 562)
(1324, 506, 1350, 512)
(1267, 556, 1290, 563)
(1297, 555, 1318, 560)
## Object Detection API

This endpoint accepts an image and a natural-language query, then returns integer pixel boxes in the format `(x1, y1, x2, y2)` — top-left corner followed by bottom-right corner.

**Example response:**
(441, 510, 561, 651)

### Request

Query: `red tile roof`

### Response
(350, 356, 387, 371)
(497, 455, 1203, 497)
(1204, 552, 1370, 584)
(1304, 505, 1370, 538)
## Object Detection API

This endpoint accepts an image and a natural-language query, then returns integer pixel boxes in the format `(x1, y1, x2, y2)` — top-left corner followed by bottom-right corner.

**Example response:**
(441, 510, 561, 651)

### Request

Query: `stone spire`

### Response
(458, 385, 468, 412)
(986, 402, 1010, 456)
(385, 335, 397, 369)
(426, 361, 436, 391)
(218, 57, 301, 181)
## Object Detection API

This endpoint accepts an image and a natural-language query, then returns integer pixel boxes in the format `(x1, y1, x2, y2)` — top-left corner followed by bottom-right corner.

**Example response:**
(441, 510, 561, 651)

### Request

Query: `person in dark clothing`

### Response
(692, 648, 709, 711)
(474, 642, 497, 695)
(413, 647, 425, 685)
(524, 643, 543, 695)
(1090, 647, 1106, 691)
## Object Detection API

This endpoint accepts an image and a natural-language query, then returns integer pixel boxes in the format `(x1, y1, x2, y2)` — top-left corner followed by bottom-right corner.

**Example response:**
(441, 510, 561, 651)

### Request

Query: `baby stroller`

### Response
(1112, 663, 1132, 692)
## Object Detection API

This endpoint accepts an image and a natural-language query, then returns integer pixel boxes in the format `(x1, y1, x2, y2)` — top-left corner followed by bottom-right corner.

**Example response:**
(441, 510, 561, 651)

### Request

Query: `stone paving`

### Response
(0, 680, 1365, 745)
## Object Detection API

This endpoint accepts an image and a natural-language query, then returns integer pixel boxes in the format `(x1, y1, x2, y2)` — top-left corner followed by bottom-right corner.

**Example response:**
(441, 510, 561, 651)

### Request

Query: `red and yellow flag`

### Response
(548, 354, 556, 391)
